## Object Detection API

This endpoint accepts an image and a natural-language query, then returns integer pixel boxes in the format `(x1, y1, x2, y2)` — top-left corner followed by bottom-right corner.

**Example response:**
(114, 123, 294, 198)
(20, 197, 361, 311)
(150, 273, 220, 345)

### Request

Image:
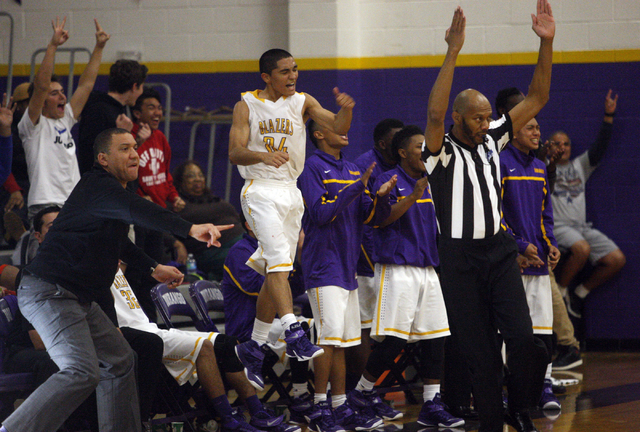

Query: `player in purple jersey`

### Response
(298, 120, 396, 432)
(349, 119, 404, 387)
(349, 126, 463, 428)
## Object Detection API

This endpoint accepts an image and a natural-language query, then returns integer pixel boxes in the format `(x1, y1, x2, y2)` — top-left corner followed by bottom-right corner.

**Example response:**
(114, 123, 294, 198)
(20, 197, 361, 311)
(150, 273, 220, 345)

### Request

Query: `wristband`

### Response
(149, 262, 158, 276)
(604, 111, 616, 117)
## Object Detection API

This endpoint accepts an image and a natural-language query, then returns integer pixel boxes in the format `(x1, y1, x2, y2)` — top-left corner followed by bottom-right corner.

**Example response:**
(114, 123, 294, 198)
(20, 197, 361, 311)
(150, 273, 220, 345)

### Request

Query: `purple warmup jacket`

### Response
(298, 149, 391, 291)
(221, 233, 264, 342)
(353, 148, 395, 277)
(500, 144, 558, 276)
(373, 166, 439, 268)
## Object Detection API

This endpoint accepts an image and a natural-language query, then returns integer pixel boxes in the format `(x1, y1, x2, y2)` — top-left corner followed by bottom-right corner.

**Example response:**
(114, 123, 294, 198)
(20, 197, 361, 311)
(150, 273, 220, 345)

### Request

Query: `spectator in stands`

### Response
(19, 18, 109, 221)
(11, 205, 60, 267)
(1, 83, 30, 246)
(0, 94, 15, 193)
(551, 90, 626, 321)
(173, 160, 244, 280)
(78, 60, 148, 174)
(126, 87, 185, 321)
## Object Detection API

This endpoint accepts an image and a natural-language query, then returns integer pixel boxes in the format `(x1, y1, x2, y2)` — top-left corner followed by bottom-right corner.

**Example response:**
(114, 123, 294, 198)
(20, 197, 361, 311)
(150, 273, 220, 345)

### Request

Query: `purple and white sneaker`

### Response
(235, 340, 265, 391)
(348, 389, 403, 421)
(334, 402, 383, 431)
(285, 322, 324, 361)
(417, 393, 464, 428)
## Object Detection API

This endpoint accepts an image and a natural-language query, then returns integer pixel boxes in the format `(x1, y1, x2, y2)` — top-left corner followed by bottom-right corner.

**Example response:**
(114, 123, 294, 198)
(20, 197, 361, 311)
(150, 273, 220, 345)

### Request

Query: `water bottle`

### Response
(186, 254, 197, 273)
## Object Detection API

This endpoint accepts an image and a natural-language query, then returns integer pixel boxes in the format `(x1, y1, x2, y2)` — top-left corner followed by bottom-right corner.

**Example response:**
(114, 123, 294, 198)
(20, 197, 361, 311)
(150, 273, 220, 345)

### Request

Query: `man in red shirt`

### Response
(128, 87, 186, 320)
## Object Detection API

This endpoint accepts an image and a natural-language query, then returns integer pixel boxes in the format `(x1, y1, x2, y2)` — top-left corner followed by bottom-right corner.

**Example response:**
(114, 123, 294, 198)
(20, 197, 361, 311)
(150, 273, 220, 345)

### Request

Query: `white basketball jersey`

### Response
(238, 90, 307, 182)
(111, 269, 157, 331)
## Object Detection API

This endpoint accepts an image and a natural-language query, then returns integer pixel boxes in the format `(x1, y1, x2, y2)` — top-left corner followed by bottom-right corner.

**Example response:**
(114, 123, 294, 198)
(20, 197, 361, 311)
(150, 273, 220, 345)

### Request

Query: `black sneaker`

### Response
(552, 345, 583, 371)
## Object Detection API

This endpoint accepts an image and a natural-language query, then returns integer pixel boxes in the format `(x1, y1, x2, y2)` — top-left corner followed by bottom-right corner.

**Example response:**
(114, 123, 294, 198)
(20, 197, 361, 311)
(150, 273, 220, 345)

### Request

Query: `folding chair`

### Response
(188, 280, 223, 332)
(149, 284, 214, 431)
(374, 343, 421, 404)
(151, 283, 210, 332)
(0, 295, 37, 421)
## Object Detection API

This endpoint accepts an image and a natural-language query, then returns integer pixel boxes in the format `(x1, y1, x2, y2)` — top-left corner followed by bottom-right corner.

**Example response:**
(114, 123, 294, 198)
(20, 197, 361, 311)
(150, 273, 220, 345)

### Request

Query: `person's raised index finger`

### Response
(217, 224, 236, 232)
(61, 16, 67, 28)
(94, 18, 102, 32)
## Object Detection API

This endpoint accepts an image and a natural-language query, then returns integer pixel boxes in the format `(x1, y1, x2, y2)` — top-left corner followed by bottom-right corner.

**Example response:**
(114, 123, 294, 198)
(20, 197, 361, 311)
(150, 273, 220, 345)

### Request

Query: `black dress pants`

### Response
(438, 230, 546, 432)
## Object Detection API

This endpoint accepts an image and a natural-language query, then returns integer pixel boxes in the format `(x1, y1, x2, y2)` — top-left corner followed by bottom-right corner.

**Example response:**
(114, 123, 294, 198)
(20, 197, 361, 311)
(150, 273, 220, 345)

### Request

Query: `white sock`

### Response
(575, 284, 589, 299)
(292, 383, 308, 398)
(332, 394, 347, 408)
(251, 318, 271, 346)
(546, 362, 553, 380)
(281, 313, 298, 331)
(314, 393, 327, 404)
(355, 376, 376, 392)
(423, 384, 440, 402)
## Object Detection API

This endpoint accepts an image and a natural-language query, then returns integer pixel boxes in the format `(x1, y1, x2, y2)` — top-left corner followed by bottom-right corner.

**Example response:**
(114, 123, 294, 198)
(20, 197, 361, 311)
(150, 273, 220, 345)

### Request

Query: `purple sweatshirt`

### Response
(373, 166, 439, 268)
(500, 144, 558, 276)
(221, 233, 263, 342)
(353, 148, 395, 277)
(298, 149, 391, 291)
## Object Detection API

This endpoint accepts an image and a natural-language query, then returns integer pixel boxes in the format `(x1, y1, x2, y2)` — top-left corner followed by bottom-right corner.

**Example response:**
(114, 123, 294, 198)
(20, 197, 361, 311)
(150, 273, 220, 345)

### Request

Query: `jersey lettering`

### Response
(263, 136, 288, 153)
(119, 289, 141, 310)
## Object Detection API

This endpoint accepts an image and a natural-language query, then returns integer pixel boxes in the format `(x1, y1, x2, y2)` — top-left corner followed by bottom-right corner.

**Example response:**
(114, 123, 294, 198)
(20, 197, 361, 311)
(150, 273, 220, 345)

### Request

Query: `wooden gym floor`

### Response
(285, 352, 640, 432)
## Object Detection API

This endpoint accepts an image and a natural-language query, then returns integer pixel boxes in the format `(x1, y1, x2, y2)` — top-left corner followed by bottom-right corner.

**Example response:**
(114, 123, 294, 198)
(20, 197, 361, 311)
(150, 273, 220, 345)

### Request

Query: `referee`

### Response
(421, 3, 555, 432)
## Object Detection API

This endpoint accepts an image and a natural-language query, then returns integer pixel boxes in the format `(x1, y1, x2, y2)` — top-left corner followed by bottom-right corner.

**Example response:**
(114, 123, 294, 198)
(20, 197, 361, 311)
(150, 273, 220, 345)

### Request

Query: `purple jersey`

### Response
(372, 166, 439, 268)
(500, 144, 558, 276)
(221, 233, 264, 342)
(354, 148, 396, 276)
(298, 149, 391, 291)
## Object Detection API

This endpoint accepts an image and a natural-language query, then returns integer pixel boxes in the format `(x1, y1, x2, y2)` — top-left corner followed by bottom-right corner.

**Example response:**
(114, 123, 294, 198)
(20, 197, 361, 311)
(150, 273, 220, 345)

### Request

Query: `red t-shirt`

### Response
(132, 124, 179, 208)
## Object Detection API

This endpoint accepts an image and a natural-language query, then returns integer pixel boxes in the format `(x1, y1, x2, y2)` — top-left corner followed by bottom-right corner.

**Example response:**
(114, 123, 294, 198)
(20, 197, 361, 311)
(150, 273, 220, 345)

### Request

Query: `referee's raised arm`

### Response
(424, 7, 465, 155)
(508, 0, 555, 135)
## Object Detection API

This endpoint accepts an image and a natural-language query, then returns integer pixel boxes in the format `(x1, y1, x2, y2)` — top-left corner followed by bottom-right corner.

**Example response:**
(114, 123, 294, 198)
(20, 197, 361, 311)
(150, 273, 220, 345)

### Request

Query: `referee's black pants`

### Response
(439, 230, 546, 432)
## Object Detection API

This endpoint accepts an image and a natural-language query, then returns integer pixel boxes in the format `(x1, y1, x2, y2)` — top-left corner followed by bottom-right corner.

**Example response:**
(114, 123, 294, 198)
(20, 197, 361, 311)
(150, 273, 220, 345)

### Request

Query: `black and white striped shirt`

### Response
(423, 114, 513, 239)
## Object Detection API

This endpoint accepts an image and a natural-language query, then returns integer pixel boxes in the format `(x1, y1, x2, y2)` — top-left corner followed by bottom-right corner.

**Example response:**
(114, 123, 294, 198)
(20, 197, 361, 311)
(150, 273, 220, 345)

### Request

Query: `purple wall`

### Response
(4, 60, 639, 339)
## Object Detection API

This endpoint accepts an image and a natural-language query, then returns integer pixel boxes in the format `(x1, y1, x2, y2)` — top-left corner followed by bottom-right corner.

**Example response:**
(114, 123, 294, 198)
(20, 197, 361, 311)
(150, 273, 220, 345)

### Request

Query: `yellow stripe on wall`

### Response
(3, 50, 639, 76)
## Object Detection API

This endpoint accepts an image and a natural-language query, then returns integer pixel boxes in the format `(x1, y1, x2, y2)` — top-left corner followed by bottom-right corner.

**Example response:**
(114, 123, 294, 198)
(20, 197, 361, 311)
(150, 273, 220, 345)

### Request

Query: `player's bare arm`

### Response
(228, 100, 289, 168)
(29, 16, 69, 125)
(70, 19, 110, 119)
(508, 0, 555, 134)
(303, 88, 355, 135)
(424, 7, 465, 154)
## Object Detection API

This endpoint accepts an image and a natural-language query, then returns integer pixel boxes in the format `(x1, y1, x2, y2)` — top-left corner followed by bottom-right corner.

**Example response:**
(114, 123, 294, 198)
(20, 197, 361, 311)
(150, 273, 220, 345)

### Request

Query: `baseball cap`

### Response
(12, 82, 30, 103)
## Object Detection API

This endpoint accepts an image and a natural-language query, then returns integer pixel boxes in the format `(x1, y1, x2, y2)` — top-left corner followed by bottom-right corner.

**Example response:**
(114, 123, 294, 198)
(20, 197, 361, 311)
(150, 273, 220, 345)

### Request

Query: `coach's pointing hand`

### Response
(189, 223, 235, 248)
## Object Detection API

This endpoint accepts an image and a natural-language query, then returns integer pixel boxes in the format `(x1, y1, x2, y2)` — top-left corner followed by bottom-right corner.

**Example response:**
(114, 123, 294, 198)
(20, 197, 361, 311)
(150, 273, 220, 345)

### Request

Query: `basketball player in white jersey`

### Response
(229, 48, 355, 391)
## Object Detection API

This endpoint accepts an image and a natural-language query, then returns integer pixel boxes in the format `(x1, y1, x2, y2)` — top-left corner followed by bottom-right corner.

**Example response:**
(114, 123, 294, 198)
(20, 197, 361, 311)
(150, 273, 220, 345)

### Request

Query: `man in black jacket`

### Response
(2, 128, 231, 432)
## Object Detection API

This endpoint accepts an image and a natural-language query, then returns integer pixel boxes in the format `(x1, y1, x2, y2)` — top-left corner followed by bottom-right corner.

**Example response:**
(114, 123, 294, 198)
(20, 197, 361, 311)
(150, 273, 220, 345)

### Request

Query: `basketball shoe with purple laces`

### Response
(417, 393, 464, 428)
(235, 340, 266, 391)
(285, 322, 324, 361)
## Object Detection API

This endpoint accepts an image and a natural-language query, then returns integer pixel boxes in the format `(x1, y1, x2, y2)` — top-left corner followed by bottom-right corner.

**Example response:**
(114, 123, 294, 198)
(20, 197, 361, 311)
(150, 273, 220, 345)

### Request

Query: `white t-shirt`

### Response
(551, 152, 596, 226)
(238, 90, 307, 183)
(18, 104, 80, 206)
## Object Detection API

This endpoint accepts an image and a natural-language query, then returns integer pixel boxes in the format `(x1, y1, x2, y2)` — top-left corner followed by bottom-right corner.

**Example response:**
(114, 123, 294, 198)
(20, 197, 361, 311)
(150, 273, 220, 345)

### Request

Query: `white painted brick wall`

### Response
(0, 0, 639, 66)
